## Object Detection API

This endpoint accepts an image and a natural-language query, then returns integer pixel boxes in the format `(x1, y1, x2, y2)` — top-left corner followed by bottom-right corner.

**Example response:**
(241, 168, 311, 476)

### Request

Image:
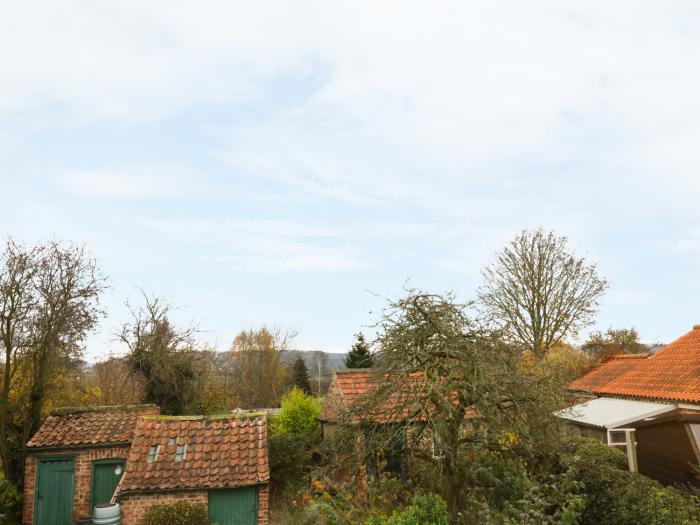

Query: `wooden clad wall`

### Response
(636, 422, 700, 486)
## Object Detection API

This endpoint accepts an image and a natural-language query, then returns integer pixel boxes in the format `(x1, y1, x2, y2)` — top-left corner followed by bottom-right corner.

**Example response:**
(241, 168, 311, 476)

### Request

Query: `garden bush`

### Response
(367, 493, 449, 525)
(271, 387, 321, 437)
(269, 432, 313, 498)
(567, 438, 700, 525)
(0, 479, 21, 525)
(458, 452, 585, 525)
(141, 501, 207, 525)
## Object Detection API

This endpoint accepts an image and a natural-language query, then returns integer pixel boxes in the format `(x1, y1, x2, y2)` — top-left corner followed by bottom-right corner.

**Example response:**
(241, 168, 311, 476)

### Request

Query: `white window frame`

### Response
(175, 443, 187, 462)
(147, 445, 160, 463)
(607, 428, 638, 473)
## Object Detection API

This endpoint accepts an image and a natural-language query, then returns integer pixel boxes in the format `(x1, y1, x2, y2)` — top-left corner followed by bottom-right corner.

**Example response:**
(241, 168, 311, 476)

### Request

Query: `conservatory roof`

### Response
(556, 397, 676, 430)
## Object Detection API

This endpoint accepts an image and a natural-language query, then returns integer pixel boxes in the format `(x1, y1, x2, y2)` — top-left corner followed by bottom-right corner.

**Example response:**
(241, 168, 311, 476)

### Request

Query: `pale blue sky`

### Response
(2, 1, 700, 359)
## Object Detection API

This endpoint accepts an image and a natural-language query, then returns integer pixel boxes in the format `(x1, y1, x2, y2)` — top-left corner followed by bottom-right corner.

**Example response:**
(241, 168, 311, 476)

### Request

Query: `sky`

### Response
(2, 1, 700, 360)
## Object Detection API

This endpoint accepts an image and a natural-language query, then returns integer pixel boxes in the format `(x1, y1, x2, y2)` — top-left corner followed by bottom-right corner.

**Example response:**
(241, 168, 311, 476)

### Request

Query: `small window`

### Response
(147, 445, 160, 463)
(175, 444, 187, 462)
(608, 430, 628, 446)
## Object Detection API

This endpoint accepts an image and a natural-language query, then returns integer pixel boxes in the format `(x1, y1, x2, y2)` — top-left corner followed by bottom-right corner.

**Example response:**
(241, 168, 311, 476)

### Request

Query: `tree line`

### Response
(2, 228, 652, 519)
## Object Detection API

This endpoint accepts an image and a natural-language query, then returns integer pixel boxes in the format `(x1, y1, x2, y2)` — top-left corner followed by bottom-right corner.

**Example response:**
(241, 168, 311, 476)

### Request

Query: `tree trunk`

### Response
(0, 342, 15, 484)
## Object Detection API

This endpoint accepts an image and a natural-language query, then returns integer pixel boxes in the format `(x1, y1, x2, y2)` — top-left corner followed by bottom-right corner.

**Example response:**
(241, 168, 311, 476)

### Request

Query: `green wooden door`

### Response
(208, 487, 259, 525)
(35, 458, 75, 525)
(91, 460, 125, 511)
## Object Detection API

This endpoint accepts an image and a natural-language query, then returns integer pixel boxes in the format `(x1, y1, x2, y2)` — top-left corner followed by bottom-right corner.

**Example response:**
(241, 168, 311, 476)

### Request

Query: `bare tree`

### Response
(478, 229, 608, 359)
(86, 355, 144, 406)
(0, 239, 105, 484)
(119, 291, 206, 415)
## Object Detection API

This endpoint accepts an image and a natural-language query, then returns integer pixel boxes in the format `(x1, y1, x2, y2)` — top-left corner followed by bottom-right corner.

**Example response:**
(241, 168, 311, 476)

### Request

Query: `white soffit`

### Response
(556, 397, 676, 429)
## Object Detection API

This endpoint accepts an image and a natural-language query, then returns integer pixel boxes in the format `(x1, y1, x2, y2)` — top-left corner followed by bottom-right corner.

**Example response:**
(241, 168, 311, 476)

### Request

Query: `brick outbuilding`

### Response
(23, 404, 159, 525)
(23, 406, 270, 525)
(116, 414, 269, 525)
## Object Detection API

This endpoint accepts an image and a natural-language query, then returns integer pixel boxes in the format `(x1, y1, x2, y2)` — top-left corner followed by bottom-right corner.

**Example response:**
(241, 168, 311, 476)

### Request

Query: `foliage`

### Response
(478, 228, 608, 359)
(0, 477, 22, 524)
(367, 493, 449, 525)
(85, 355, 144, 406)
(293, 357, 313, 395)
(141, 501, 208, 525)
(311, 475, 414, 525)
(272, 387, 321, 437)
(566, 438, 700, 525)
(348, 289, 568, 520)
(520, 343, 594, 383)
(121, 291, 208, 415)
(345, 332, 374, 368)
(269, 432, 314, 498)
(582, 327, 647, 358)
(0, 239, 105, 486)
(222, 327, 293, 408)
(459, 453, 585, 524)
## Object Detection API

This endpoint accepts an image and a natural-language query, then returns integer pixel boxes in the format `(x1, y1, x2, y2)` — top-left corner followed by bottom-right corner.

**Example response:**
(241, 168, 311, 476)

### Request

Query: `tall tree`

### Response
(120, 291, 207, 415)
(344, 290, 566, 520)
(292, 356, 312, 395)
(345, 332, 373, 368)
(223, 327, 292, 408)
(478, 229, 608, 359)
(86, 355, 145, 406)
(0, 239, 105, 485)
(582, 327, 646, 358)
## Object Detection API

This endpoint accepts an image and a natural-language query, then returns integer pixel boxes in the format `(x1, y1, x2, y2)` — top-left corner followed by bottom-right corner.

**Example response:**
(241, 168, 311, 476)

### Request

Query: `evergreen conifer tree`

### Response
(345, 332, 374, 368)
(292, 356, 313, 395)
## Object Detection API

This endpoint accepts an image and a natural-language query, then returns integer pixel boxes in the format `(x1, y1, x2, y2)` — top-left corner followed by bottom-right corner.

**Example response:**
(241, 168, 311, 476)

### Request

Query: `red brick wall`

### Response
(119, 491, 208, 525)
(23, 448, 269, 525)
(22, 446, 130, 525)
(119, 485, 269, 525)
(258, 484, 269, 525)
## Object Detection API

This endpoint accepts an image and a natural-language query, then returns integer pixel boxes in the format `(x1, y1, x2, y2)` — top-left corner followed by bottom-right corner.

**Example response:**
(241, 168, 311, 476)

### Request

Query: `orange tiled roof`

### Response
(320, 369, 452, 424)
(119, 415, 269, 493)
(570, 326, 700, 403)
(26, 405, 159, 449)
(569, 354, 649, 393)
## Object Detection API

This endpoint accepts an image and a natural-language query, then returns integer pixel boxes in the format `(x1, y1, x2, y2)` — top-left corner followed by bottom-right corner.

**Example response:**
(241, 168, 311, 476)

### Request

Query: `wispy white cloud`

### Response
(140, 217, 434, 241)
(199, 246, 369, 273)
(55, 168, 202, 199)
(136, 216, 438, 273)
(4, 1, 700, 350)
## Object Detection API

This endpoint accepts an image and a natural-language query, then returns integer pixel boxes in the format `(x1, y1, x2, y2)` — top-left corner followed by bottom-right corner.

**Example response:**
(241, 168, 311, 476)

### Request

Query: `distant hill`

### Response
(287, 350, 346, 370)
(287, 350, 347, 394)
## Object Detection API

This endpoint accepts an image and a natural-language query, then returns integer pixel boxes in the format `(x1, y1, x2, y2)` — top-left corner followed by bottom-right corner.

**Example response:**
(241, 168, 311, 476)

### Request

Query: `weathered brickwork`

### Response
(119, 491, 208, 525)
(258, 484, 270, 525)
(22, 445, 130, 525)
(118, 485, 270, 525)
(21, 408, 270, 525)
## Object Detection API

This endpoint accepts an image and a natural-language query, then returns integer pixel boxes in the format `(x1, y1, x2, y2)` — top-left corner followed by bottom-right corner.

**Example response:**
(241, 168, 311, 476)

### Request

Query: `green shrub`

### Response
(304, 475, 412, 524)
(458, 452, 585, 525)
(367, 493, 449, 525)
(0, 479, 21, 525)
(269, 432, 313, 497)
(272, 387, 321, 437)
(141, 501, 207, 525)
(567, 438, 700, 525)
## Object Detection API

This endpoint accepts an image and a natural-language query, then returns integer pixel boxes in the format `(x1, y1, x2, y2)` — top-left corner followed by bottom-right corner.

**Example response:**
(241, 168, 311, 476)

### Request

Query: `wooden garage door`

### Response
(35, 458, 75, 525)
(208, 486, 258, 525)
